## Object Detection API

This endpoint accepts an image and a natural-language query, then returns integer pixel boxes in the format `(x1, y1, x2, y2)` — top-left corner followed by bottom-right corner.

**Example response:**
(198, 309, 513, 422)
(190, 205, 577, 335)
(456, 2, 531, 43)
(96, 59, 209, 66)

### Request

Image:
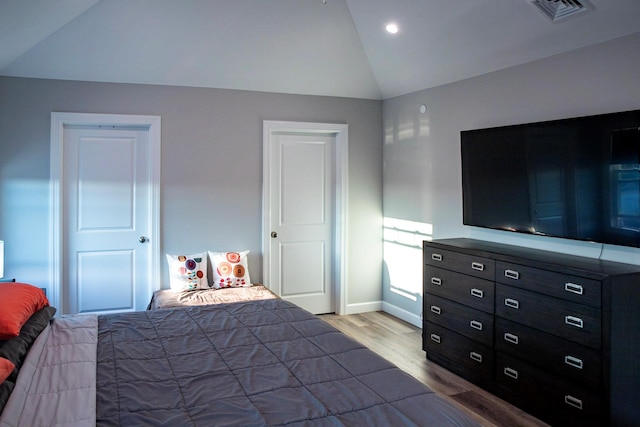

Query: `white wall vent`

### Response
(529, 0, 594, 23)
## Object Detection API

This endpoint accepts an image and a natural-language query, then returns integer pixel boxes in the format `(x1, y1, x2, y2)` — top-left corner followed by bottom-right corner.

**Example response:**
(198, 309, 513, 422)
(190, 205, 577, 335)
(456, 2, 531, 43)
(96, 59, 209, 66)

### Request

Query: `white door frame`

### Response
(262, 121, 348, 315)
(49, 112, 161, 313)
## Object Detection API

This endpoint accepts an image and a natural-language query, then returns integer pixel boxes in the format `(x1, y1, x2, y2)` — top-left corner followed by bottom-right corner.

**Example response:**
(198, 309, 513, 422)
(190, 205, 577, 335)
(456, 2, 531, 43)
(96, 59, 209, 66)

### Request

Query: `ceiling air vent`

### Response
(529, 0, 594, 23)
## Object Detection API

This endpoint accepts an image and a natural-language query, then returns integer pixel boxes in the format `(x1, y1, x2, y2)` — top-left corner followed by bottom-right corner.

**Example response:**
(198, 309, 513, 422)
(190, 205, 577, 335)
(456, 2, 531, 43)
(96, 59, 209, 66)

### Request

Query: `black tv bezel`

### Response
(460, 109, 640, 249)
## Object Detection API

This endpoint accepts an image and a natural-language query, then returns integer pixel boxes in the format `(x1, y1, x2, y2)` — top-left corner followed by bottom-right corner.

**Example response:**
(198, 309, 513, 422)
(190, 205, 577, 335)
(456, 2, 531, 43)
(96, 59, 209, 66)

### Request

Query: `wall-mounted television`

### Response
(461, 109, 640, 248)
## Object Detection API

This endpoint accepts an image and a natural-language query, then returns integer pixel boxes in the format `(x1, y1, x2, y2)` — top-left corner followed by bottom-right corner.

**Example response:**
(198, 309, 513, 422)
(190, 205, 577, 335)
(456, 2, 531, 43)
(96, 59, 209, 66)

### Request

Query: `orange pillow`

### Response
(0, 357, 15, 383)
(0, 283, 49, 340)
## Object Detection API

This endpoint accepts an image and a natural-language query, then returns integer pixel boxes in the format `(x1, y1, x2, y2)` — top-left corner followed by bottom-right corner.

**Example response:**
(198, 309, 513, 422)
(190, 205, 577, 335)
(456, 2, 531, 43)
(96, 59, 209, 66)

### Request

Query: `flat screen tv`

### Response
(461, 109, 640, 248)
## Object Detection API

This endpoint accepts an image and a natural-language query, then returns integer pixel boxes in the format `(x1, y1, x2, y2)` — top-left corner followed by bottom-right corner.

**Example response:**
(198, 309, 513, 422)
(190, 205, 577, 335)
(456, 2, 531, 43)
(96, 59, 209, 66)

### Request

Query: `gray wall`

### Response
(0, 77, 383, 311)
(382, 32, 640, 325)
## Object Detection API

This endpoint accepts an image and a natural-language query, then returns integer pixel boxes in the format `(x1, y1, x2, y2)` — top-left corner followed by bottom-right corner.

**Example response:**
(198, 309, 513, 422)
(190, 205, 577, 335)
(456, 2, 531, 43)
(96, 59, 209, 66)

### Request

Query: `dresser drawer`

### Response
(496, 284, 601, 349)
(425, 295, 493, 347)
(495, 352, 603, 427)
(495, 318, 601, 387)
(424, 246, 495, 281)
(496, 261, 601, 307)
(424, 322, 493, 382)
(424, 266, 494, 313)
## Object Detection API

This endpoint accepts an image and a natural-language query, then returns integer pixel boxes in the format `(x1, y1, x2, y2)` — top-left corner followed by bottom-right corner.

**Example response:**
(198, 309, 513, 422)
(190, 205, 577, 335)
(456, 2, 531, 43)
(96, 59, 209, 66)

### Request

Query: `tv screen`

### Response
(461, 109, 640, 248)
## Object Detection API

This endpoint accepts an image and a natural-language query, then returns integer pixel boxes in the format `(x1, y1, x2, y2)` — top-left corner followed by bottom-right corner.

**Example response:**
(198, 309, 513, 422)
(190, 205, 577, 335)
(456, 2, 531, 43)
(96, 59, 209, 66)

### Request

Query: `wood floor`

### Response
(320, 311, 550, 427)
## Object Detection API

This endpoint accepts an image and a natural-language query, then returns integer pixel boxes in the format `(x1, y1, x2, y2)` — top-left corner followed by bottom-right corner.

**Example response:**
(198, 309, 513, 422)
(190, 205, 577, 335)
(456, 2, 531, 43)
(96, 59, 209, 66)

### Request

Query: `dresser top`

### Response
(425, 238, 640, 279)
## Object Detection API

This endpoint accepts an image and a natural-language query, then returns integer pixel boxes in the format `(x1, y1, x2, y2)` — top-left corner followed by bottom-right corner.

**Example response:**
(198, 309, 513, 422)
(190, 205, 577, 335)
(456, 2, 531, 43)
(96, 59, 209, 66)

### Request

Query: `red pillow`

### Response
(0, 283, 49, 340)
(0, 357, 15, 383)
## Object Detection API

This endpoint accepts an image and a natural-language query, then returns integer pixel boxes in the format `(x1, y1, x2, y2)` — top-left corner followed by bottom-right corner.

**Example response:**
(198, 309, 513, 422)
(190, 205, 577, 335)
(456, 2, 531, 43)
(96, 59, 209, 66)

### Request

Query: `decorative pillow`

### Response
(0, 283, 49, 340)
(166, 253, 208, 291)
(209, 251, 251, 288)
(0, 306, 57, 383)
(0, 357, 14, 383)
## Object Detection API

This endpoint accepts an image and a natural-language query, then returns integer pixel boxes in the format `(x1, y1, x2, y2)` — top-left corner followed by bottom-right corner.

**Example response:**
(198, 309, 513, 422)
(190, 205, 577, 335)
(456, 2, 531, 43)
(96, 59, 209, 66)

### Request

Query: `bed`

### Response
(0, 282, 480, 426)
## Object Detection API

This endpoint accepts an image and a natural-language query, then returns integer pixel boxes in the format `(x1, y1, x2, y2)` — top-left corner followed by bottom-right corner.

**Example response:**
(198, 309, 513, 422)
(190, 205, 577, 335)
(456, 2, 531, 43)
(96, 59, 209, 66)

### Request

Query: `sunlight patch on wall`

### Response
(384, 217, 433, 247)
(383, 217, 433, 301)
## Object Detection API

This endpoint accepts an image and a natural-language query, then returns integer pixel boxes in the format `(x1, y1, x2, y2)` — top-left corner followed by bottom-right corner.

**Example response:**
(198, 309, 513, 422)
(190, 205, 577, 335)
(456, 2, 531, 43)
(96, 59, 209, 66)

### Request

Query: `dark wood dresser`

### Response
(423, 238, 640, 426)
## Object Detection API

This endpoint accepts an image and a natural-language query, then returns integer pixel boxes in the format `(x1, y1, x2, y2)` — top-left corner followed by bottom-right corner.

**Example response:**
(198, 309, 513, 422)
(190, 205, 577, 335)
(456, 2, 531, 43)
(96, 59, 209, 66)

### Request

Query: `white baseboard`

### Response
(344, 300, 382, 315)
(381, 302, 422, 328)
(342, 301, 423, 330)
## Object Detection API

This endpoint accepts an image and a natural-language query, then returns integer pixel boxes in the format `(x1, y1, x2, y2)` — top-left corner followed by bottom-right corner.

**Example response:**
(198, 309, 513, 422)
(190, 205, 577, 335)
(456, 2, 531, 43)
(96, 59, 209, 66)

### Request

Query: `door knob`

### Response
(271, 231, 278, 238)
(139, 236, 148, 243)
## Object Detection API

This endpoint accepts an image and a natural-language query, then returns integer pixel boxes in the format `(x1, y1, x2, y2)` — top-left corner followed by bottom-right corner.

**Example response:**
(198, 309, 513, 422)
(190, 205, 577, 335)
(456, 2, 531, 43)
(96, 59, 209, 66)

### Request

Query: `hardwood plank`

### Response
(321, 311, 550, 427)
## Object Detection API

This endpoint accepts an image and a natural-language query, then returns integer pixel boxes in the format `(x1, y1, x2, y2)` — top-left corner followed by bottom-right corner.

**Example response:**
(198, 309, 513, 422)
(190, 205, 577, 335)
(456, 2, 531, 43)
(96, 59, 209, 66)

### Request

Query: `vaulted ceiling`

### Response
(1, 0, 639, 100)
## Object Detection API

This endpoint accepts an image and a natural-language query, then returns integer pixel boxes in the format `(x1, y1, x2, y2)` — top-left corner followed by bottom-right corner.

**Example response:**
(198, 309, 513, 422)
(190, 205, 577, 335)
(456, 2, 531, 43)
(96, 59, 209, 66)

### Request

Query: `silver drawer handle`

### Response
(430, 333, 441, 344)
(471, 262, 485, 271)
(470, 288, 484, 298)
(565, 315, 584, 329)
(431, 277, 442, 286)
(504, 298, 520, 309)
(431, 253, 443, 262)
(504, 332, 519, 345)
(469, 352, 483, 363)
(565, 355, 584, 370)
(565, 282, 584, 295)
(430, 305, 441, 315)
(504, 367, 519, 380)
(564, 395, 583, 411)
(469, 320, 483, 331)
(504, 269, 520, 280)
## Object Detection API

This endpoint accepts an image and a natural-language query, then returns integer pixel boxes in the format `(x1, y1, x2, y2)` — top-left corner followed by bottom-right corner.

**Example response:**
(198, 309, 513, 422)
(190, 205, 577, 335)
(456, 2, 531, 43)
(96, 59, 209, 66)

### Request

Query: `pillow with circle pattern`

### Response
(208, 251, 251, 289)
(166, 253, 208, 291)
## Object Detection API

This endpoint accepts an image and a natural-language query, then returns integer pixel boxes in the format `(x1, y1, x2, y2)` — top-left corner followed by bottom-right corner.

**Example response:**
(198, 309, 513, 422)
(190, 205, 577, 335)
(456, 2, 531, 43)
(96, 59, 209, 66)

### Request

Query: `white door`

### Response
(268, 133, 335, 314)
(61, 126, 153, 314)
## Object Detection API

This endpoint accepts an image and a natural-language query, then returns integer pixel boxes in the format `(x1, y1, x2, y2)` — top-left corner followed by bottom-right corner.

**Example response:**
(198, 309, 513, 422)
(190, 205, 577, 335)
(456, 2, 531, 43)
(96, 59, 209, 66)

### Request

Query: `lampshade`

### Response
(0, 240, 4, 278)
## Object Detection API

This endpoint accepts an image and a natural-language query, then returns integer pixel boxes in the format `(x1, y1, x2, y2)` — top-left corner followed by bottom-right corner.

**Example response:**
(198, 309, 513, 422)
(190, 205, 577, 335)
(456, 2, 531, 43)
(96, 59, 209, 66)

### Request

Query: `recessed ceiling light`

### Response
(385, 23, 399, 34)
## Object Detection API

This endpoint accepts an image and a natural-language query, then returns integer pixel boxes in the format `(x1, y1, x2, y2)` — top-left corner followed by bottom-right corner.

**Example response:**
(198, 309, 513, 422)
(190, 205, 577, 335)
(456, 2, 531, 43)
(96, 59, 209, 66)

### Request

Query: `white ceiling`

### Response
(1, 0, 639, 100)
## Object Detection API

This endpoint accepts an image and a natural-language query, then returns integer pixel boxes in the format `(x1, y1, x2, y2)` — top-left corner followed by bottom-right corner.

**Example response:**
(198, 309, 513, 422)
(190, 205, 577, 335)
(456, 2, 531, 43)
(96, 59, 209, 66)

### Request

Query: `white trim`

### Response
(345, 301, 383, 315)
(49, 112, 161, 313)
(262, 121, 348, 315)
(382, 301, 423, 328)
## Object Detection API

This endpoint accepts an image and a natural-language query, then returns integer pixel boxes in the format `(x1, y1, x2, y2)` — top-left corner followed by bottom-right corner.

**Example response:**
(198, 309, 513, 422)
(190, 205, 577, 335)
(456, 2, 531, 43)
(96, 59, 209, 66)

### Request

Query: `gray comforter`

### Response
(0, 314, 98, 427)
(1, 299, 479, 426)
(96, 299, 478, 426)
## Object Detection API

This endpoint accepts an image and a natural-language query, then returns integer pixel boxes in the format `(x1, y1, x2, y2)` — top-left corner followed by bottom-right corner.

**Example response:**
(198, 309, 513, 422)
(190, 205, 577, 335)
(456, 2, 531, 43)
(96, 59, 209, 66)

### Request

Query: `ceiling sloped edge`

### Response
(0, 0, 101, 70)
(0, 0, 382, 100)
